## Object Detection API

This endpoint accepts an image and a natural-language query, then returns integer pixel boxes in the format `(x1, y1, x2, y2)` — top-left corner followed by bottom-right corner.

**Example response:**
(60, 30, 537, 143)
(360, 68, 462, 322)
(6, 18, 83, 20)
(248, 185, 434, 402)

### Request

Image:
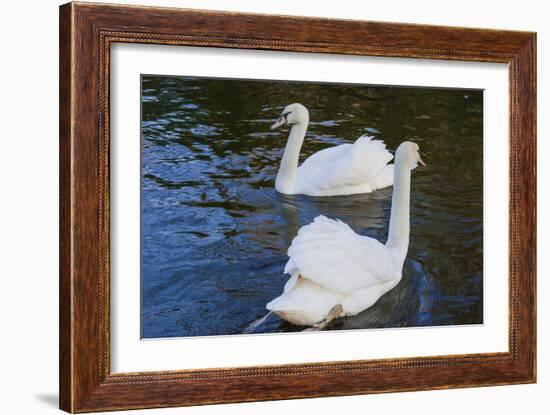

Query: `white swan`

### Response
(266, 141, 425, 328)
(270, 103, 394, 196)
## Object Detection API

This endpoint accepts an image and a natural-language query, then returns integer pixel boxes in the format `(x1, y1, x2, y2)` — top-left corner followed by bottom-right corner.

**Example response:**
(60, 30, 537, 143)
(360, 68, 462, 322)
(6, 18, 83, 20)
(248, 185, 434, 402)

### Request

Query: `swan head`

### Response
(395, 141, 426, 170)
(271, 103, 309, 130)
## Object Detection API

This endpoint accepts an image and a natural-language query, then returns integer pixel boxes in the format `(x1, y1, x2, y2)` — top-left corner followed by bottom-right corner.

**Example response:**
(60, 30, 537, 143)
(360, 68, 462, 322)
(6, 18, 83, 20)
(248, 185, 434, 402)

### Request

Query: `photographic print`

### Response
(140, 75, 483, 339)
(59, 5, 537, 410)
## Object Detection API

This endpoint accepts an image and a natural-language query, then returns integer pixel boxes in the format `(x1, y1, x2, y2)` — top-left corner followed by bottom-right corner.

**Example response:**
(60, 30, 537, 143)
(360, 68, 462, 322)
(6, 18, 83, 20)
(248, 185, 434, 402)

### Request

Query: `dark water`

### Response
(140, 75, 483, 338)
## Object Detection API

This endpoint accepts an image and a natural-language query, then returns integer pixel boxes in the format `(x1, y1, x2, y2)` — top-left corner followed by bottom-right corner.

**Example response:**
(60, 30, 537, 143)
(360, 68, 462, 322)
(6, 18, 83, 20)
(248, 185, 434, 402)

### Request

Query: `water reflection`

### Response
(141, 76, 483, 338)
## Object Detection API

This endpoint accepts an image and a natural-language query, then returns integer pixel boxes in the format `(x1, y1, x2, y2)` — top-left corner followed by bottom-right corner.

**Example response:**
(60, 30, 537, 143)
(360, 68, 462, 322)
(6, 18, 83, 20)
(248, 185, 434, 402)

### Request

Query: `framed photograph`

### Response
(59, 2, 536, 412)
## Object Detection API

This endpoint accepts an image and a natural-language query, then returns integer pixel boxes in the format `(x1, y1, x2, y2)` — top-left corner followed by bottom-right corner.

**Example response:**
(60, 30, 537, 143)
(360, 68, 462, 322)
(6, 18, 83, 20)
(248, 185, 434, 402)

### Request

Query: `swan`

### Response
(266, 141, 425, 328)
(270, 103, 395, 196)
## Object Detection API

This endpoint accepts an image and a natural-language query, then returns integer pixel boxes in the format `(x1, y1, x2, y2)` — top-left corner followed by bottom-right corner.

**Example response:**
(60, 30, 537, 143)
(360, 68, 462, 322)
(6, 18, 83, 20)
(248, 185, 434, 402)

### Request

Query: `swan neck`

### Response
(386, 159, 411, 259)
(276, 122, 307, 193)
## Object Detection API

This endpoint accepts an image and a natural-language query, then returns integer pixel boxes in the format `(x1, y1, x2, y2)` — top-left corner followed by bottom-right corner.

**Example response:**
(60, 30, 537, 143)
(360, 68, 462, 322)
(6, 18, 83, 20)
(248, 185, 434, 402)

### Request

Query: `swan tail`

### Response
(369, 164, 394, 190)
(267, 274, 343, 326)
(352, 135, 394, 181)
(267, 295, 326, 326)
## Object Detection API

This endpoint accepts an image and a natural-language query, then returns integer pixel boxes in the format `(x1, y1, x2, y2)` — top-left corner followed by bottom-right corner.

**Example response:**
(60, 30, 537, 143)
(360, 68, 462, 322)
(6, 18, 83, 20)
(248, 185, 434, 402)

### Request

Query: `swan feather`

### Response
(286, 215, 395, 294)
(294, 135, 394, 196)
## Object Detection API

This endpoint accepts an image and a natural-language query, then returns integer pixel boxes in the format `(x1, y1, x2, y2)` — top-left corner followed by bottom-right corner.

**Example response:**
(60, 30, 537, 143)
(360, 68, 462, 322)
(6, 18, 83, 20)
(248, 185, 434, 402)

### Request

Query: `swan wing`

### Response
(350, 135, 393, 174)
(297, 135, 393, 196)
(297, 135, 393, 194)
(287, 215, 394, 294)
(300, 143, 352, 168)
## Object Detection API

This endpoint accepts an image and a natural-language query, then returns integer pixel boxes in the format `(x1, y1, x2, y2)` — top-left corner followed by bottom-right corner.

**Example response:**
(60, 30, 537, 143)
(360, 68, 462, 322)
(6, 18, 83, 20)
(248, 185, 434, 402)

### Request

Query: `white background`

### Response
(0, 0, 547, 414)
(111, 45, 509, 372)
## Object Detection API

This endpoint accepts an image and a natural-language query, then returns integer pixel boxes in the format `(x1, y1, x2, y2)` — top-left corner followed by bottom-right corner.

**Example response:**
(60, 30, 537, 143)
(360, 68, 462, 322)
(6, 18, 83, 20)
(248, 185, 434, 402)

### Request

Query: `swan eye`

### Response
(281, 111, 291, 119)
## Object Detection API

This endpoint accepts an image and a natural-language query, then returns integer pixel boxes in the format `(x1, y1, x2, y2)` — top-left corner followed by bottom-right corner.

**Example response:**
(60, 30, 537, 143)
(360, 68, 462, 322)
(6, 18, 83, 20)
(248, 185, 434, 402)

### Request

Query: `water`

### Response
(140, 75, 483, 338)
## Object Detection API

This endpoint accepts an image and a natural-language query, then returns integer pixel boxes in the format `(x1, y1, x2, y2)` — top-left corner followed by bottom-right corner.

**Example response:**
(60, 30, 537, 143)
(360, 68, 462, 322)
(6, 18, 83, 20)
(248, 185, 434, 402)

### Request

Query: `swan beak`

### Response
(271, 116, 287, 130)
(418, 155, 426, 167)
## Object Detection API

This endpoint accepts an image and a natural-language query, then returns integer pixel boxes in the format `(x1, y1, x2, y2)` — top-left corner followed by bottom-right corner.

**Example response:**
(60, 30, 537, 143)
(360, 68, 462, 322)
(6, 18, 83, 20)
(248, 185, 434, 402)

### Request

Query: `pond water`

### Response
(140, 75, 483, 338)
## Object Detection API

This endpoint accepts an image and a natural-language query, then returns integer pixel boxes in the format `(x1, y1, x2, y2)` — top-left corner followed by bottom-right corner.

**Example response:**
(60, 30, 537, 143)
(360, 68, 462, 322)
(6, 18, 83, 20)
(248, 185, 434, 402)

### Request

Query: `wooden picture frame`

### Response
(59, 2, 536, 412)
